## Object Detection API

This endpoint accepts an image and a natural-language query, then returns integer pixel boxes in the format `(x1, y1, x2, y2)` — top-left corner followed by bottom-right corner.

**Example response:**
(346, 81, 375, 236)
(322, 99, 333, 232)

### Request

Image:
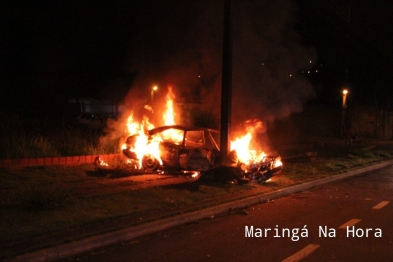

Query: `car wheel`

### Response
(141, 155, 160, 171)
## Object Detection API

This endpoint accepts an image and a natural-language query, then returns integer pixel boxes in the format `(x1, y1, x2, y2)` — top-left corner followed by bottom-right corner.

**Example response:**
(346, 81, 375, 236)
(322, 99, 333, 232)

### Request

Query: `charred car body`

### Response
(122, 125, 282, 183)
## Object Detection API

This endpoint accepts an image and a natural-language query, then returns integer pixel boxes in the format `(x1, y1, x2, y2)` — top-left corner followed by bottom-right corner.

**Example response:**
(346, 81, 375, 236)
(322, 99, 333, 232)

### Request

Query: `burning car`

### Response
(122, 124, 282, 183)
(123, 125, 221, 172)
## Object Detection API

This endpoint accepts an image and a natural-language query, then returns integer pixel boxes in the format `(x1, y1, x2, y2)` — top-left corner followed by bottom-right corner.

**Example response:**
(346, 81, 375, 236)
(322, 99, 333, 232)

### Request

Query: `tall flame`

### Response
(163, 86, 176, 126)
(161, 86, 183, 143)
(123, 86, 180, 169)
(230, 120, 266, 164)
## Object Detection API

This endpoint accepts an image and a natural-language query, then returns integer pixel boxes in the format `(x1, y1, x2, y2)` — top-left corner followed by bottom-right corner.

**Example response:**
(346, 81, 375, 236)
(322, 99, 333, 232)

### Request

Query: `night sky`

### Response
(297, 0, 393, 106)
(1, 0, 393, 119)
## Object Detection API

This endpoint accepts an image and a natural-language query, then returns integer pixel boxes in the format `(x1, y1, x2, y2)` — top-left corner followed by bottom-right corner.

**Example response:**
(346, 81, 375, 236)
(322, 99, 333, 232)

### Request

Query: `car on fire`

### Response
(123, 125, 221, 171)
(122, 125, 282, 183)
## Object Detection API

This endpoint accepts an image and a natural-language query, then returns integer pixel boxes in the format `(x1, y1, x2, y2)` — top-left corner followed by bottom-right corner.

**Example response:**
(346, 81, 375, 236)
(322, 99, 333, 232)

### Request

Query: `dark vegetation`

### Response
(0, 111, 119, 159)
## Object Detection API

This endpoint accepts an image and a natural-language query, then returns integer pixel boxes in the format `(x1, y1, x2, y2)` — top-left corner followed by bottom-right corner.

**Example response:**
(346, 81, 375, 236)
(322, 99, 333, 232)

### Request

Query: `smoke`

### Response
(122, 0, 315, 124)
(102, 0, 315, 150)
(231, 0, 316, 122)
(123, 0, 222, 108)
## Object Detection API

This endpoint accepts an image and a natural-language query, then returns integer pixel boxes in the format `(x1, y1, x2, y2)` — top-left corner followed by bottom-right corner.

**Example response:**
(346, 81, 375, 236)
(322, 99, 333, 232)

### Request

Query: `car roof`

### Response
(148, 125, 219, 135)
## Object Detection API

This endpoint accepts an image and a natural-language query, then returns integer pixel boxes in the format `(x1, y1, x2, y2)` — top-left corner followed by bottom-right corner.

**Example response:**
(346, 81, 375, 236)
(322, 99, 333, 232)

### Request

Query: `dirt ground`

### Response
(73, 167, 201, 196)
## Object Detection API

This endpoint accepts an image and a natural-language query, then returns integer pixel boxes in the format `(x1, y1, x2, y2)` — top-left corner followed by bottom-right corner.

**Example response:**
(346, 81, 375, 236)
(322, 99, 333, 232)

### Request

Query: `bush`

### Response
(0, 111, 119, 159)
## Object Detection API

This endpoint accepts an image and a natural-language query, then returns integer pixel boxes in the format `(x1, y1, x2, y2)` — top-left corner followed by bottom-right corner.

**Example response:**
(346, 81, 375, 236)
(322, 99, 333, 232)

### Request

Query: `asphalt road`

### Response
(62, 166, 393, 262)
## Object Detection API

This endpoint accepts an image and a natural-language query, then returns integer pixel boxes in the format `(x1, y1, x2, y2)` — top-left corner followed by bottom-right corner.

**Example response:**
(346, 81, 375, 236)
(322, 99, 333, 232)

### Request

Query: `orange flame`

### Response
(122, 87, 279, 170)
(163, 86, 176, 126)
(123, 86, 179, 169)
(230, 120, 266, 164)
(123, 114, 162, 168)
(274, 158, 283, 167)
(161, 86, 183, 143)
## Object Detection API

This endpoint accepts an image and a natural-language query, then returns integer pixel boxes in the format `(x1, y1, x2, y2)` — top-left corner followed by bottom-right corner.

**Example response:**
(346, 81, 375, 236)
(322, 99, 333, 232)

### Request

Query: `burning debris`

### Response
(120, 86, 282, 183)
(240, 155, 282, 183)
(94, 156, 109, 167)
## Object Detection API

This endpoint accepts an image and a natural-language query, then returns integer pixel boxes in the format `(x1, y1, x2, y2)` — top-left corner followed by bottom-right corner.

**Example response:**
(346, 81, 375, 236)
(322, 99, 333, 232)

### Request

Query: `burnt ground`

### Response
(77, 167, 199, 195)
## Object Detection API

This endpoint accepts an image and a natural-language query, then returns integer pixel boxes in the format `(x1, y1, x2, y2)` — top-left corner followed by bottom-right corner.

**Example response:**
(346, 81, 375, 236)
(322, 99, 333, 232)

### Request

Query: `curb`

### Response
(12, 160, 393, 262)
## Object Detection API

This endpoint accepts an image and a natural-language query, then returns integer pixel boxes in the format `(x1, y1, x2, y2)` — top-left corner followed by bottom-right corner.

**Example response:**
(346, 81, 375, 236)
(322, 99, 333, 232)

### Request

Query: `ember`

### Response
(94, 156, 109, 166)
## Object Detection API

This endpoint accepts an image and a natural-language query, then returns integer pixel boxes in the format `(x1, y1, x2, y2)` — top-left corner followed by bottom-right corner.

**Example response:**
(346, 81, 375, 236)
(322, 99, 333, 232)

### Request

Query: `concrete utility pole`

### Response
(220, 0, 232, 161)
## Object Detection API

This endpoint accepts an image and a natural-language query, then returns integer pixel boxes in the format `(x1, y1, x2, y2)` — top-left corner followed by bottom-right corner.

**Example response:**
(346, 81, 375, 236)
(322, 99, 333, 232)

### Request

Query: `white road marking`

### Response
(281, 244, 320, 262)
(372, 200, 390, 210)
(339, 219, 361, 229)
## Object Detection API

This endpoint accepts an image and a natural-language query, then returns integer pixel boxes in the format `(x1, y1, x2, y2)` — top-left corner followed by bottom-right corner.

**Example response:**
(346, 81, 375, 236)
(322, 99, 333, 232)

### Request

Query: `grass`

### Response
(13, 181, 74, 210)
(0, 111, 119, 159)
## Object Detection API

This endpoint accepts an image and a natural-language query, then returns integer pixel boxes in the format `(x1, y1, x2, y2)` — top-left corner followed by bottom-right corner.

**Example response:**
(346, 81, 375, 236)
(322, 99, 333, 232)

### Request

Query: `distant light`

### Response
(320, 64, 323, 66)
(310, 60, 312, 63)
(198, 75, 201, 78)
(315, 70, 318, 73)
(289, 74, 292, 77)
(261, 63, 265, 66)
(342, 89, 348, 106)
(308, 71, 310, 74)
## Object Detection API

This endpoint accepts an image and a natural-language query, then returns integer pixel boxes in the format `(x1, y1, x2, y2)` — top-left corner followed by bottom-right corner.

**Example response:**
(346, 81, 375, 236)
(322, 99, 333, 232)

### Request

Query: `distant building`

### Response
(67, 98, 125, 118)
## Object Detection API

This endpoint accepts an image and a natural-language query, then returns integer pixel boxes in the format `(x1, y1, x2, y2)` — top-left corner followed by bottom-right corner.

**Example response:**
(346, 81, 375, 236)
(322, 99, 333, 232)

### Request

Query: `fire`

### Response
(123, 113, 159, 168)
(230, 120, 267, 165)
(122, 86, 178, 169)
(161, 86, 183, 144)
(122, 86, 282, 171)
(163, 86, 176, 125)
(126, 115, 154, 135)
(274, 158, 283, 168)
(94, 156, 109, 166)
